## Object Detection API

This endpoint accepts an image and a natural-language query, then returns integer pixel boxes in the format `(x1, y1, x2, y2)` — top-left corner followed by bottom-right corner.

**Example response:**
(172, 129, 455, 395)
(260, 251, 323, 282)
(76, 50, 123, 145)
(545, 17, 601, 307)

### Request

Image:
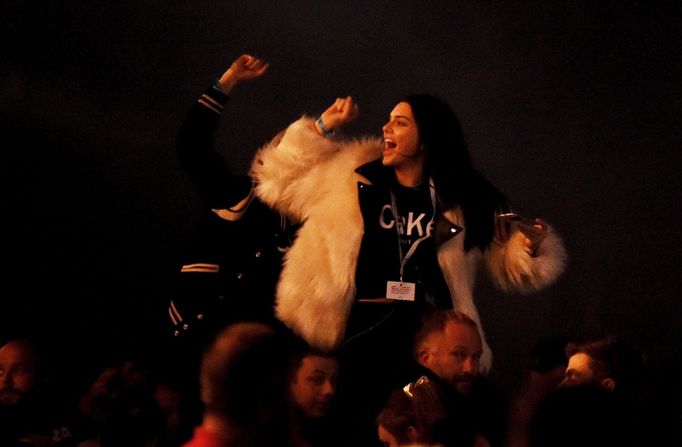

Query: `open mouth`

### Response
(385, 139, 397, 149)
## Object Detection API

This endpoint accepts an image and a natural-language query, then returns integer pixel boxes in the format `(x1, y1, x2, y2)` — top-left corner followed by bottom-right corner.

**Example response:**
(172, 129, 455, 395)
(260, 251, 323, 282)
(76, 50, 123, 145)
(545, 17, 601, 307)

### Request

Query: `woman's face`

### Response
(382, 102, 423, 169)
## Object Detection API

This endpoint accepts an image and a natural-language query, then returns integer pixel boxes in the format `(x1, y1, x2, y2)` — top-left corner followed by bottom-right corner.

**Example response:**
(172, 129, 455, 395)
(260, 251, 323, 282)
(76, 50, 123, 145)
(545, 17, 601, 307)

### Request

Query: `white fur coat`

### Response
(250, 117, 566, 370)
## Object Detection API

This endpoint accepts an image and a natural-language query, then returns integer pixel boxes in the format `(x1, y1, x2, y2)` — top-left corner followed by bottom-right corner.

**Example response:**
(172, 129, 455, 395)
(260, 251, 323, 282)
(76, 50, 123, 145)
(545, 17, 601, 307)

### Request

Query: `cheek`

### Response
(311, 384, 327, 398)
(430, 357, 448, 375)
(303, 383, 323, 399)
(439, 358, 462, 375)
(400, 129, 420, 151)
(291, 382, 309, 402)
(399, 136, 419, 154)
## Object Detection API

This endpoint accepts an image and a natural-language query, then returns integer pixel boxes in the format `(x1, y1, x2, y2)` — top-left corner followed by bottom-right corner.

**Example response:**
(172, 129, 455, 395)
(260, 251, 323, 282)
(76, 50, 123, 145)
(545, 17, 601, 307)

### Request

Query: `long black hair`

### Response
(402, 93, 508, 251)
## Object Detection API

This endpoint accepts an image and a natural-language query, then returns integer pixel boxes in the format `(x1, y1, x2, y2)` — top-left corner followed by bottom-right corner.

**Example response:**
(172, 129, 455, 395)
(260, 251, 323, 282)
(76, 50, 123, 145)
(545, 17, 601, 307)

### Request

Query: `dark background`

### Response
(2, 0, 680, 408)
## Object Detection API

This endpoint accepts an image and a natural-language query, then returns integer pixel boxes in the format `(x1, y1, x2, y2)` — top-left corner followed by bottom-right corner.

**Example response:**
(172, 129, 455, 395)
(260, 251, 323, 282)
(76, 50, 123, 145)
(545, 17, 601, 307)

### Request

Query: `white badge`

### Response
(386, 281, 416, 301)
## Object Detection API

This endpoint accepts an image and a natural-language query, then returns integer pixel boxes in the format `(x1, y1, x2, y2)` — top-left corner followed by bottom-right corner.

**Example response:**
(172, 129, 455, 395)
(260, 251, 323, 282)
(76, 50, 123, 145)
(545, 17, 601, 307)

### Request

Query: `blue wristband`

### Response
(316, 117, 334, 138)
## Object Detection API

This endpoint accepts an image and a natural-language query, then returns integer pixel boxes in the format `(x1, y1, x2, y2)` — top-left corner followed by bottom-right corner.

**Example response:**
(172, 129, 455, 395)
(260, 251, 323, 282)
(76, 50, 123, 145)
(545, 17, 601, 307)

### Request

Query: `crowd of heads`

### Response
(2, 308, 670, 447)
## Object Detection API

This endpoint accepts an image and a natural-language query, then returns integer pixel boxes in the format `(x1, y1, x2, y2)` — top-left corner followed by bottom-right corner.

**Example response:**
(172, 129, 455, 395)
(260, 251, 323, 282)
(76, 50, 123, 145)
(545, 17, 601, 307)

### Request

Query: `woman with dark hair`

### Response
(253, 93, 565, 367)
(251, 90, 566, 446)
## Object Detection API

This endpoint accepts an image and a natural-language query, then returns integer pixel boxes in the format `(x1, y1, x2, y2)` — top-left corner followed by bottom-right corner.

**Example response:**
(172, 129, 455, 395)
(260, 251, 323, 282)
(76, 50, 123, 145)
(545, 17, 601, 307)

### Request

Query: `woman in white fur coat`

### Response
(252, 93, 566, 373)
(251, 88, 567, 447)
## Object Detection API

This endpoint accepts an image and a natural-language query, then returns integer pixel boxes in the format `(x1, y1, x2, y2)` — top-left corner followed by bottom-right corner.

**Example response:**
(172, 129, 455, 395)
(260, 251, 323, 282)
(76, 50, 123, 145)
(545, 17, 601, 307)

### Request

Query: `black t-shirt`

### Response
(354, 180, 450, 306)
(393, 182, 435, 256)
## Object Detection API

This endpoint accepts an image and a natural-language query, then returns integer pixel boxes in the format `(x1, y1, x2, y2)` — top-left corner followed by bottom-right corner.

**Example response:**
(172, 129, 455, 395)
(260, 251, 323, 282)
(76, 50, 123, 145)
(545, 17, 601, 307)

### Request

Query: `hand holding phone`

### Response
(495, 212, 548, 253)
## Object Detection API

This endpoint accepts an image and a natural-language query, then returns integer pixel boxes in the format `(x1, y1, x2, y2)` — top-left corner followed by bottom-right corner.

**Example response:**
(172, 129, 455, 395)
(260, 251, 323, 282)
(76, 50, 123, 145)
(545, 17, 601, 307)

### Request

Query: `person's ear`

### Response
(417, 347, 430, 367)
(600, 377, 616, 391)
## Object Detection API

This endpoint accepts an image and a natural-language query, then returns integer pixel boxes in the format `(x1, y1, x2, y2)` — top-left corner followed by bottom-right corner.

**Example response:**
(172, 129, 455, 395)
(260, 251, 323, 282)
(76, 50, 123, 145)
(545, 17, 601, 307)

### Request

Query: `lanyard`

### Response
(389, 177, 437, 282)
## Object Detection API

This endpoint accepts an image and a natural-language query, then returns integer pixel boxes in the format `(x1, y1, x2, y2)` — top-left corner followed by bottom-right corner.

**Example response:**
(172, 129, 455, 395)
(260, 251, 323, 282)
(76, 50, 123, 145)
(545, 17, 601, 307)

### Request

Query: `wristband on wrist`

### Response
(316, 116, 334, 138)
(212, 77, 227, 93)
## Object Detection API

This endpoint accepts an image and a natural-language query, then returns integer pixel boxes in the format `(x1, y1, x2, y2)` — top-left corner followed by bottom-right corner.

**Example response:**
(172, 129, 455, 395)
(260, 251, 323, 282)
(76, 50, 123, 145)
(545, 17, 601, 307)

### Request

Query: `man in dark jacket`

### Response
(413, 309, 509, 447)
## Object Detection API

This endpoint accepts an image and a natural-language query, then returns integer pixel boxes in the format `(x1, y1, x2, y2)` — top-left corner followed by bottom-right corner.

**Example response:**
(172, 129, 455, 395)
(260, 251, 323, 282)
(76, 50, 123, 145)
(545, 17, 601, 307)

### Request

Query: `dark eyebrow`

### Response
(391, 114, 412, 121)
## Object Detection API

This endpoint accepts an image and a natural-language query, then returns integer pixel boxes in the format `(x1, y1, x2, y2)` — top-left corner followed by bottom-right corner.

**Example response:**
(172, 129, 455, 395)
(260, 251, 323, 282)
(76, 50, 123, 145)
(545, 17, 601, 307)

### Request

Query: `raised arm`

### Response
(216, 54, 269, 94)
(312, 95, 360, 137)
(176, 54, 269, 210)
(251, 94, 372, 221)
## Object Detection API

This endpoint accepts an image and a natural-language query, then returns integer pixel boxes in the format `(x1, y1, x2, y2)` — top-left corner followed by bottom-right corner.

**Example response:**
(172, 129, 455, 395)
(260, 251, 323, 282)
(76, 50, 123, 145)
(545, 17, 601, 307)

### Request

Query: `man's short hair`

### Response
(565, 335, 644, 391)
(200, 321, 294, 422)
(413, 309, 478, 358)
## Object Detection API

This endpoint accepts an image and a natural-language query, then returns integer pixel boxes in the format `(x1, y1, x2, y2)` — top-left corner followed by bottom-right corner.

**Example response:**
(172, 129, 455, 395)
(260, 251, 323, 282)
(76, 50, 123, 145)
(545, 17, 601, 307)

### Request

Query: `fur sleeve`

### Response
(484, 224, 567, 293)
(250, 116, 384, 350)
(250, 116, 340, 221)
